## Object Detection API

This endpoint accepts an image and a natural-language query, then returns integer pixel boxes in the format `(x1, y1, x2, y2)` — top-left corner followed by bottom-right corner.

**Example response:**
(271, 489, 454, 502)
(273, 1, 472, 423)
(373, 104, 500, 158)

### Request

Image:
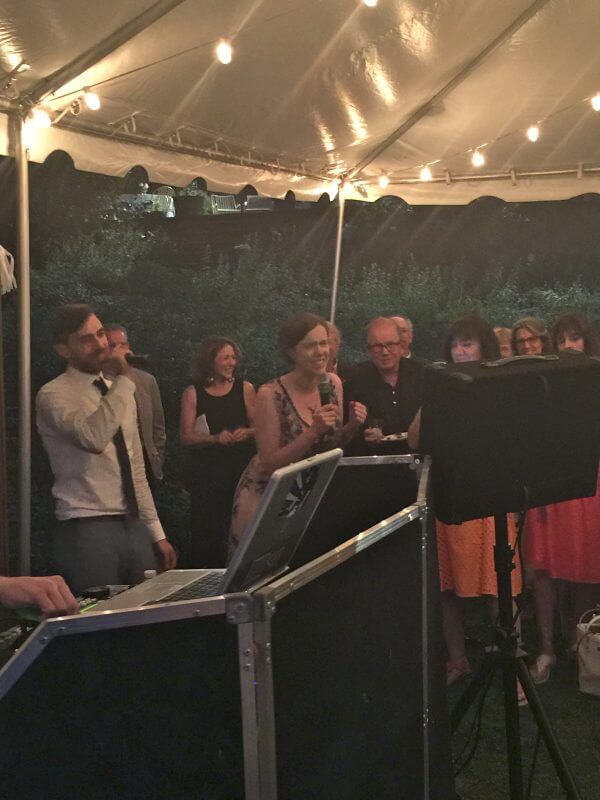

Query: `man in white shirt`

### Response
(36, 304, 177, 594)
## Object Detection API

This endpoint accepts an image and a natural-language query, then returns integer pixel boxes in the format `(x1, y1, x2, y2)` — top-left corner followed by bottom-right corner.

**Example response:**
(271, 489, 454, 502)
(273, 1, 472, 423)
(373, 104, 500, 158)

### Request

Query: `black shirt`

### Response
(343, 358, 426, 455)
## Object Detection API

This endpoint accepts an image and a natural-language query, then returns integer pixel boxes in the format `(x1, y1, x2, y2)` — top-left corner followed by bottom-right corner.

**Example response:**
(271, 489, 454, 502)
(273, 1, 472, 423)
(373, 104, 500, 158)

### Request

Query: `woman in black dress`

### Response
(180, 337, 256, 567)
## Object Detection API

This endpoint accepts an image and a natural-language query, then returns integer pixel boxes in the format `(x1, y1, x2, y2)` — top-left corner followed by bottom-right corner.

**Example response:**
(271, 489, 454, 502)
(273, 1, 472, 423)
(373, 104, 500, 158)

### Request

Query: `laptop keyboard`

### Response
(145, 572, 225, 605)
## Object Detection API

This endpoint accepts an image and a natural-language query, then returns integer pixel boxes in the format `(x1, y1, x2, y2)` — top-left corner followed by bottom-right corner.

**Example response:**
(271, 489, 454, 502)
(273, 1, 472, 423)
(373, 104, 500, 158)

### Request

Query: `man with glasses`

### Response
(344, 316, 425, 455)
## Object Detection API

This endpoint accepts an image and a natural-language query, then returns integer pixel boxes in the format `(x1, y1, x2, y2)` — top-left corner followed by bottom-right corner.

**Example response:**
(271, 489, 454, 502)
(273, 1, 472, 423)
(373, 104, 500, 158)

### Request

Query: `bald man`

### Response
(344, 316, 425, 455)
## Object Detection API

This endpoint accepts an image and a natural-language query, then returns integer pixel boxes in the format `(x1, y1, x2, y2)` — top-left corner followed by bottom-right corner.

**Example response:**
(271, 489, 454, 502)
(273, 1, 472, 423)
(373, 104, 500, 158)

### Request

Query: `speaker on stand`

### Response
(420, 352, 600, 800)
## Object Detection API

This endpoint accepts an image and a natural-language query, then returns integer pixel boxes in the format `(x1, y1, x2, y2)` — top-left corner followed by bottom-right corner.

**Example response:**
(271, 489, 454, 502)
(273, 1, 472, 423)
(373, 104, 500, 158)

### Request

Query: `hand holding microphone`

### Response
(318, 377, 332, 405)
(312, 376, 339, 435)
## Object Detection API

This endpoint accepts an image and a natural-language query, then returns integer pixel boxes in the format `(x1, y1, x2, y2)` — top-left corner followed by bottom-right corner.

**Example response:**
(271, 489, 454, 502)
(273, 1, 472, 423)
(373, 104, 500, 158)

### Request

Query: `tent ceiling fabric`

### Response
(0, 0, 599, 203)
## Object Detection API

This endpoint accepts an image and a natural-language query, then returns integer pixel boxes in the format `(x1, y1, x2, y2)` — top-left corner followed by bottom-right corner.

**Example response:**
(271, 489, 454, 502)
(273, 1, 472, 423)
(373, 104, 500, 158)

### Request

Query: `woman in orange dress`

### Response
(435, 316, 523, 686)
(524, 312, 600, 683)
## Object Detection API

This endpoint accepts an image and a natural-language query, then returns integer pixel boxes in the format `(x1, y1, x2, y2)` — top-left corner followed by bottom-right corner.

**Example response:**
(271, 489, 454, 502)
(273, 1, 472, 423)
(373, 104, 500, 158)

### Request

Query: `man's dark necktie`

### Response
(94, 378, 139, 516)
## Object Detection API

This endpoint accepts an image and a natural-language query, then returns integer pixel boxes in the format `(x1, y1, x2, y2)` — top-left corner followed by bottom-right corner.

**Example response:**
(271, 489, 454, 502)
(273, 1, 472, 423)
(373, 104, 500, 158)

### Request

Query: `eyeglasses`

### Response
(515, 335, 540, 347)
(367, 341, 401, 354)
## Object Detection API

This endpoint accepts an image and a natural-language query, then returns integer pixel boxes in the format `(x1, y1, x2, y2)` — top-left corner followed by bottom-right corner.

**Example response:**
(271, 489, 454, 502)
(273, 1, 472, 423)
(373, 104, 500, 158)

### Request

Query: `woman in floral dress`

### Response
(229, 312, 366, 555)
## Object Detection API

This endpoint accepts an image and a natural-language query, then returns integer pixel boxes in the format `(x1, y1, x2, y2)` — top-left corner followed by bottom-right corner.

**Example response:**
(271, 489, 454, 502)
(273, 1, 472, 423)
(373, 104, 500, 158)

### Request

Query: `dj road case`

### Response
(247, 456, 453, 800)
(0, 457, 452, 799)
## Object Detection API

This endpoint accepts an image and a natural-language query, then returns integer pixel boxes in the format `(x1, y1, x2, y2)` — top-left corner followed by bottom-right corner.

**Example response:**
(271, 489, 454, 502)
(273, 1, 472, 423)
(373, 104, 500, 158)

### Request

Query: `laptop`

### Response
(94, 448, 343, 610)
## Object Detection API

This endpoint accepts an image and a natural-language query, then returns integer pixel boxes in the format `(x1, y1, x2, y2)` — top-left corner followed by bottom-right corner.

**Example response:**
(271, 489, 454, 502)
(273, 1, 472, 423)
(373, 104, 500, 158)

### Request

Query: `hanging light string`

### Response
(355, 91, 600, 187)
(47, 0, 324, 105)
(21, 0, 599, 190)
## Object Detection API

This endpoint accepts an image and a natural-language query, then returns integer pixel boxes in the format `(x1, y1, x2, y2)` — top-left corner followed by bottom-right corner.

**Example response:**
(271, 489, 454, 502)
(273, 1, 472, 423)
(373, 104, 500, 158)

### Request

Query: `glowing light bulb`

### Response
(216, 40, 233, 64)
(471, 150, 485, 167)
(526, 125, 540, 142)
(419, 165, 432, 182)
(83, 89, 101, 111)
(22, 120, 36, 148)
(28, 106, 52, 128)
(378, 174, 389, 189)
(363, 0, 378, 6)
(340, 180, 352, 195)
(591, 93, 600, 112)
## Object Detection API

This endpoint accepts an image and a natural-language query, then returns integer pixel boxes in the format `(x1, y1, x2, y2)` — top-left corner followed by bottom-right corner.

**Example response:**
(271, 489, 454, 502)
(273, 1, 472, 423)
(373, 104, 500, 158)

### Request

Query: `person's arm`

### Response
(255, 384, 336, 475)
(330, 374, 367, 444)
(128, 402, 177, 569)
(149, 375, 166, 471)
(179, 385, 235, 447)
(36, 375, 136, 454)
(0, 575, 79, 616)
(232, 381, 257, 442)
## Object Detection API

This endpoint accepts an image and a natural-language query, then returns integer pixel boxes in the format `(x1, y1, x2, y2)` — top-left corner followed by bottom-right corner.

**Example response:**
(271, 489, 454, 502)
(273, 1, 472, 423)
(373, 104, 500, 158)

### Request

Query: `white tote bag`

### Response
(0, 244, 17, 295)
(575, 608, 600, 697)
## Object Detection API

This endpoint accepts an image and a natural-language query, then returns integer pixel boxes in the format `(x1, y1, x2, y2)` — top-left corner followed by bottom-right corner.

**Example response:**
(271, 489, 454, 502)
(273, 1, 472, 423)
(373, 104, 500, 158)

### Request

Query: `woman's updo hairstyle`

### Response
(278, 312, 329, 363)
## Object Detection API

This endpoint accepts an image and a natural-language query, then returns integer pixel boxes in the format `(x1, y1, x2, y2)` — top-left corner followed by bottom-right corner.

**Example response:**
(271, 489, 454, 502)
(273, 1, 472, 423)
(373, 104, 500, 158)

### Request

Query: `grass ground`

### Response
(451, 599, 600, 800)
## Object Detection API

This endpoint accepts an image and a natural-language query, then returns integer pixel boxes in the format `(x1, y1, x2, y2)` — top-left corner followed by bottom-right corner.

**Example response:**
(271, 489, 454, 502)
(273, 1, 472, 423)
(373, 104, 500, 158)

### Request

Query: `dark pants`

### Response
(187, 456, 250, 569)
(52, 516, 157, 595)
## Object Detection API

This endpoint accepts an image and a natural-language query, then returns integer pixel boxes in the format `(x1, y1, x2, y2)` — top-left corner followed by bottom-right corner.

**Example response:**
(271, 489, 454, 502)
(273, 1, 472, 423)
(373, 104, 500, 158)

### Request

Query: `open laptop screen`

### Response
(223, 449, 342, 593)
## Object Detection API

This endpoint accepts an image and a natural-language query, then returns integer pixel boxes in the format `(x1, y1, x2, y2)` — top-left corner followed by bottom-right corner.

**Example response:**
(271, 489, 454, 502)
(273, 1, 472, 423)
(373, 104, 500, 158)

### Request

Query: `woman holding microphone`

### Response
(229, 312, 366, 555)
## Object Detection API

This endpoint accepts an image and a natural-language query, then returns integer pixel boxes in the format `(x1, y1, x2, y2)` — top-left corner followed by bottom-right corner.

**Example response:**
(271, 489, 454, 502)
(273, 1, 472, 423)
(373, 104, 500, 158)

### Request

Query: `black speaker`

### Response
(420, 352, 600, 524)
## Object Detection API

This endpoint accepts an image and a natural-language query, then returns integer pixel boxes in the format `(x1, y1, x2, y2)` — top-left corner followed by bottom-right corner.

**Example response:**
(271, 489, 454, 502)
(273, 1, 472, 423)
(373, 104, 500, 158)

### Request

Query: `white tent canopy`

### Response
(1, 0, 599, 204)
(1, 0, 599, 574)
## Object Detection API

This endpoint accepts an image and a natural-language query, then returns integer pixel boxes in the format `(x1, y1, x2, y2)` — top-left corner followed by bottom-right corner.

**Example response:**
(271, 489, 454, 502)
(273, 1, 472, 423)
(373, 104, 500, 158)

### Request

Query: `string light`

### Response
(83, 88, 101, 111)
(359, 91, 597, 189)
(215, 40, 233, 64)
(22, 120, 36, 148)
(27, 106, 52, 128)
(340, 180, 353, 194)
(363, 0, 378, 6)
(328, 180, 340, 198)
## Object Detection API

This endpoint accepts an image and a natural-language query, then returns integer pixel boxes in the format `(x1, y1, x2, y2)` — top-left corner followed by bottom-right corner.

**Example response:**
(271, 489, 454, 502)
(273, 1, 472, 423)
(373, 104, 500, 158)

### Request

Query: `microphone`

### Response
(318, 377, 331, 405)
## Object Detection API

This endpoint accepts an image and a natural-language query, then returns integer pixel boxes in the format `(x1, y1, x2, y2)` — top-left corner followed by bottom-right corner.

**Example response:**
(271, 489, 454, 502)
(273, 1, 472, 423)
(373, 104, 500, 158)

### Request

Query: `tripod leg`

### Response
(501, 648, 524, 800)
(494, 514, 524, 800)
(450, 651, 495, 732)
(516, 659, 582, 800)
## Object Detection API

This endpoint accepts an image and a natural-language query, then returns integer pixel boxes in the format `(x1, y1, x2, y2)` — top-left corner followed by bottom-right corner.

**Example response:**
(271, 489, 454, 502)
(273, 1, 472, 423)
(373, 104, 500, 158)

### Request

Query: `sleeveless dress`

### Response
(523, 470, 600, 583)
(185, 378, 255, 567)
(228, 375, 341, 556)
(437, 515, 522, 597)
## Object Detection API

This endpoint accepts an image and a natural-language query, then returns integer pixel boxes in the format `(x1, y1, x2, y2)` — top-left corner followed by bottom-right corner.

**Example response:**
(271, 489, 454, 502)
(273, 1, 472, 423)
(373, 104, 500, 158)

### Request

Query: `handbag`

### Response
(0, 244, 17, 295)
(575, 608, 600, 697)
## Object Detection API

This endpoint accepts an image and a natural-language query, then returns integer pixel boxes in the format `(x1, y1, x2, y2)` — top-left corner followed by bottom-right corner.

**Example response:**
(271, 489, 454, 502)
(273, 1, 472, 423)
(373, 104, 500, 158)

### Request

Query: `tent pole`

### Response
(22, 0, 191, 107)
(329, 192, 345, 324)
(347, 0, 552, 180)
(15, 115, 31, 575)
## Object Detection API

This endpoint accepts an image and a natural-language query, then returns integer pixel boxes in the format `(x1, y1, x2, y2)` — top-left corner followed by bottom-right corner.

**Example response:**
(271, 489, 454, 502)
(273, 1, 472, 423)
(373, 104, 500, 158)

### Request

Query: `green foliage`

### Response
(4, 175, 600, 572)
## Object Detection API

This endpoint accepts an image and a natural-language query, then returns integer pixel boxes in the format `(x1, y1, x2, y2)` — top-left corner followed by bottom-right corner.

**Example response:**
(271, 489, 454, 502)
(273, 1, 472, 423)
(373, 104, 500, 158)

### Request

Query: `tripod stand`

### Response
(450, 513, 582, 800)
